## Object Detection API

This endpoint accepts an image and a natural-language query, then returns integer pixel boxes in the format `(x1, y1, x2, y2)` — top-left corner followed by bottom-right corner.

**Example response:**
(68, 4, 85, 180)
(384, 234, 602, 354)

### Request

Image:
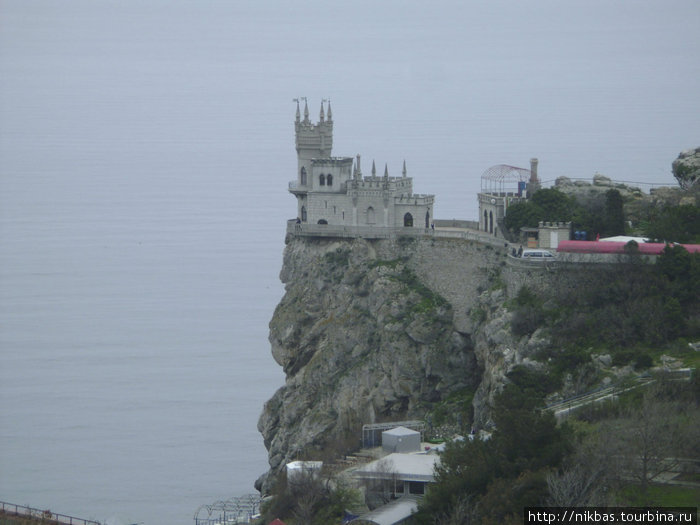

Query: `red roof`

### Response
(268, 520, 286, 525)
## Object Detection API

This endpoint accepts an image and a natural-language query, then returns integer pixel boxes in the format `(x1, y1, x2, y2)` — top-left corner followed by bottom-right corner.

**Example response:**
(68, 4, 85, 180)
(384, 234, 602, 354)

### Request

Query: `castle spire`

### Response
(402, 160, 407, 178)
(383, 163, 389, 179)
(356, 154, 362, 177)
(327, 100, 332, 121)
(319, 100, 325, 122)
(303, 97, 309, 122)
(295, 98, 300, 123)
(371, 160, 376, 177)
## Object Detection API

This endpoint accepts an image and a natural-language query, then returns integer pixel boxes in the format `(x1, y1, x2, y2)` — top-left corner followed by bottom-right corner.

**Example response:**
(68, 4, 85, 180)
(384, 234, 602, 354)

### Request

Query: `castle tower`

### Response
(295, 99, 333, 186)
(527, 157, 541, 194)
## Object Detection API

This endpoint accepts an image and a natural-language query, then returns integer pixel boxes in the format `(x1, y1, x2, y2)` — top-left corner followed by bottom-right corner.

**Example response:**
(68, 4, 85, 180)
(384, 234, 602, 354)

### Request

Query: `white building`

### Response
(353, 453, 438, 498)
(289, 99, 434, 229)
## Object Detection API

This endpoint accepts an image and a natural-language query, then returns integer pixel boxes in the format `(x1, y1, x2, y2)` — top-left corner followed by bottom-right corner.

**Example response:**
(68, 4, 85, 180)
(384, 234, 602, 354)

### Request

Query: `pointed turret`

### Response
(371, 160, 376, 177)
(402, 160, 407, 178)
(356, 154, 362, 178)
(383, 163, 389, 179)
(295, 99, 300, 123)
(319, 101, 325, 122)
(303, 98, 309, 122)
(327, 100, 332, 121)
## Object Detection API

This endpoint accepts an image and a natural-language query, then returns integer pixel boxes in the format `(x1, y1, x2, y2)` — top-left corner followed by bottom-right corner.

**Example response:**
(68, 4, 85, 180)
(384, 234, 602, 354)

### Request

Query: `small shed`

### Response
(382, 426, 421, 453)
(285, 460, 323, 482)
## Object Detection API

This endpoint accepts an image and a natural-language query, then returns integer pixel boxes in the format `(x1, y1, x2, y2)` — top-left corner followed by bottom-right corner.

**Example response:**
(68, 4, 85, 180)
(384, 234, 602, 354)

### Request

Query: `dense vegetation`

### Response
(413, 244, 700, 524)
(528, 245, 700, 369)
(415, 371, 699, 524)
(503, 185, 700, 244)
(642, 204, 700, 243)
(503, 188, 625, 240)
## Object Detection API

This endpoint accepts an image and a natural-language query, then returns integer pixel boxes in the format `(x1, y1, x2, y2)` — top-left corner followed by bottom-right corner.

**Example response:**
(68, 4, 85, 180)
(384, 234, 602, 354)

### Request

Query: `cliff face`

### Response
(256, 235, 544, 491)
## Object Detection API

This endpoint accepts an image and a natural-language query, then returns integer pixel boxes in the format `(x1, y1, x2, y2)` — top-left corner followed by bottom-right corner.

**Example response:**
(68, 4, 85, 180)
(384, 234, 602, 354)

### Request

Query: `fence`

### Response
(0, 501, 100, 525)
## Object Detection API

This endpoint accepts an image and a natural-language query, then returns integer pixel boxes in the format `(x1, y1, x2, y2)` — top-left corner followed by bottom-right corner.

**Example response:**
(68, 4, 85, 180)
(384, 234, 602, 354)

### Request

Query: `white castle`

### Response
(289, 99, 435, 229)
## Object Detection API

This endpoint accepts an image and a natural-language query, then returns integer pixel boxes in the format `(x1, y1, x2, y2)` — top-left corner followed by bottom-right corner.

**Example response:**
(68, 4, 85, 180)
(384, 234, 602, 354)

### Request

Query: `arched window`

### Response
(326, 174, 333, 186)
(425, 211, 430, 228)
(300, 167, 307, 186)
(483, 210, 488, 231)
(366, 206, 375, 224)
(489, 211, 493, 234)
(301, 206, 307, 222)
(404, 213, 413, 227)
(317, 219, 328, 225)
(319, 174, 326, 186)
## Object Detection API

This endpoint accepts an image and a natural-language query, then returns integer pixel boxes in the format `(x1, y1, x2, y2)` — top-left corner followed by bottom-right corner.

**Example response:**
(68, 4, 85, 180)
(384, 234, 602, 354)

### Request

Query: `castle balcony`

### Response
(288, 180, 308, 195)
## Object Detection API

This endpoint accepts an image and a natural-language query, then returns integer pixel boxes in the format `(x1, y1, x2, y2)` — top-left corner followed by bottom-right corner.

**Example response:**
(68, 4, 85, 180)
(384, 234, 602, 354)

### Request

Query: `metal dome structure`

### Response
(480, 164, 532, 195)
(194, 494, 261, 525)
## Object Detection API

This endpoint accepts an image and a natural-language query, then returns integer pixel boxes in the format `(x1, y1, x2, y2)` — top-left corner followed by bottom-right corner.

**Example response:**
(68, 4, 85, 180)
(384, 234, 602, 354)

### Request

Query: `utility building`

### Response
(382, 426, 421, 454)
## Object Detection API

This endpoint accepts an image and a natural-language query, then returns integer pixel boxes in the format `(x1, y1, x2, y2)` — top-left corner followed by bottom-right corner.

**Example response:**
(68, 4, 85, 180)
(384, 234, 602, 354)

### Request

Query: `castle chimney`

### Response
(530, 158, 539, 183)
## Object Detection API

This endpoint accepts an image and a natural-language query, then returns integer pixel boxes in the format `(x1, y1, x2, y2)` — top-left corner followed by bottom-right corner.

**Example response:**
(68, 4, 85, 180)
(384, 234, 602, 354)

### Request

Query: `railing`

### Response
(194, 494, 261, 525)
(0, 501, 101, 525)
(285, 219, 509, 248)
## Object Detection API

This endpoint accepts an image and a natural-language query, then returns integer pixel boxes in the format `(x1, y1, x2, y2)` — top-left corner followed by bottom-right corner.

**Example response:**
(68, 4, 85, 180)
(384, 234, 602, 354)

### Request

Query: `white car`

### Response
(521, 249, 556, 260)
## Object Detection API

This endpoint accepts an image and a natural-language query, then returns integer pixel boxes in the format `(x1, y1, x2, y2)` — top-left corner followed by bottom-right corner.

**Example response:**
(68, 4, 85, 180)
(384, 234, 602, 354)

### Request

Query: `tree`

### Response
(530, 188, 576, 222)
(503, 201, 543, 233)
(601, 389, 700, 503)
(361, 457, 400, 509)
(672, 147, 700, 190)
(603, 189, 625, 236)
(546, 432, 616, 507)
(645, 204, 700, 243)
(417, 372, 569, 523)
(434, 495, 477, 525)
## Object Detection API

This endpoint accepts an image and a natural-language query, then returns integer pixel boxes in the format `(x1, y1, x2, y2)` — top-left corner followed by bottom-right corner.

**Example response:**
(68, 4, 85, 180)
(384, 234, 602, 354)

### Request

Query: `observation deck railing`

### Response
(0, 501, 101, 525)
(285, 219, 507, 249)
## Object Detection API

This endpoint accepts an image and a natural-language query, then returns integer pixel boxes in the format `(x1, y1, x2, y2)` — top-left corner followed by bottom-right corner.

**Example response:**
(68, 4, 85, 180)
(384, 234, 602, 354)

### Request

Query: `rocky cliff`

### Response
(256, 234, 552, 492)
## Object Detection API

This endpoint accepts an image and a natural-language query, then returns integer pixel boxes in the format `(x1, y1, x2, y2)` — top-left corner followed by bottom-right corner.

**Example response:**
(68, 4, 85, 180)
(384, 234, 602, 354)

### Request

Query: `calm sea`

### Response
(1, 1, 698, 524)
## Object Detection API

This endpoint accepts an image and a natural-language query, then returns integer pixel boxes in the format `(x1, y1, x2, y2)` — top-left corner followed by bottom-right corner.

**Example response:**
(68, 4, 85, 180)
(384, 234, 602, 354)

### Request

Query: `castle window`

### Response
(403, 213, 413, 227)
(425, 211, 430, 228)
(301, 206, 307, 222)
(489, 211, 493, 234)
(300, 167, 307, 186)
(366, 206, 375, 224)
(319, 174, 326, 186)
(326, 174, 333, 186)
(317, 219, 328, 225)
(483, 210, 488, 231)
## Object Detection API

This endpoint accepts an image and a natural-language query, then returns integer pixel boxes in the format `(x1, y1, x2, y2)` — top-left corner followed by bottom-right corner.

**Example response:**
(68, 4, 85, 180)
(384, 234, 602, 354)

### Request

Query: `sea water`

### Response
(1, 1, 699, 524)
